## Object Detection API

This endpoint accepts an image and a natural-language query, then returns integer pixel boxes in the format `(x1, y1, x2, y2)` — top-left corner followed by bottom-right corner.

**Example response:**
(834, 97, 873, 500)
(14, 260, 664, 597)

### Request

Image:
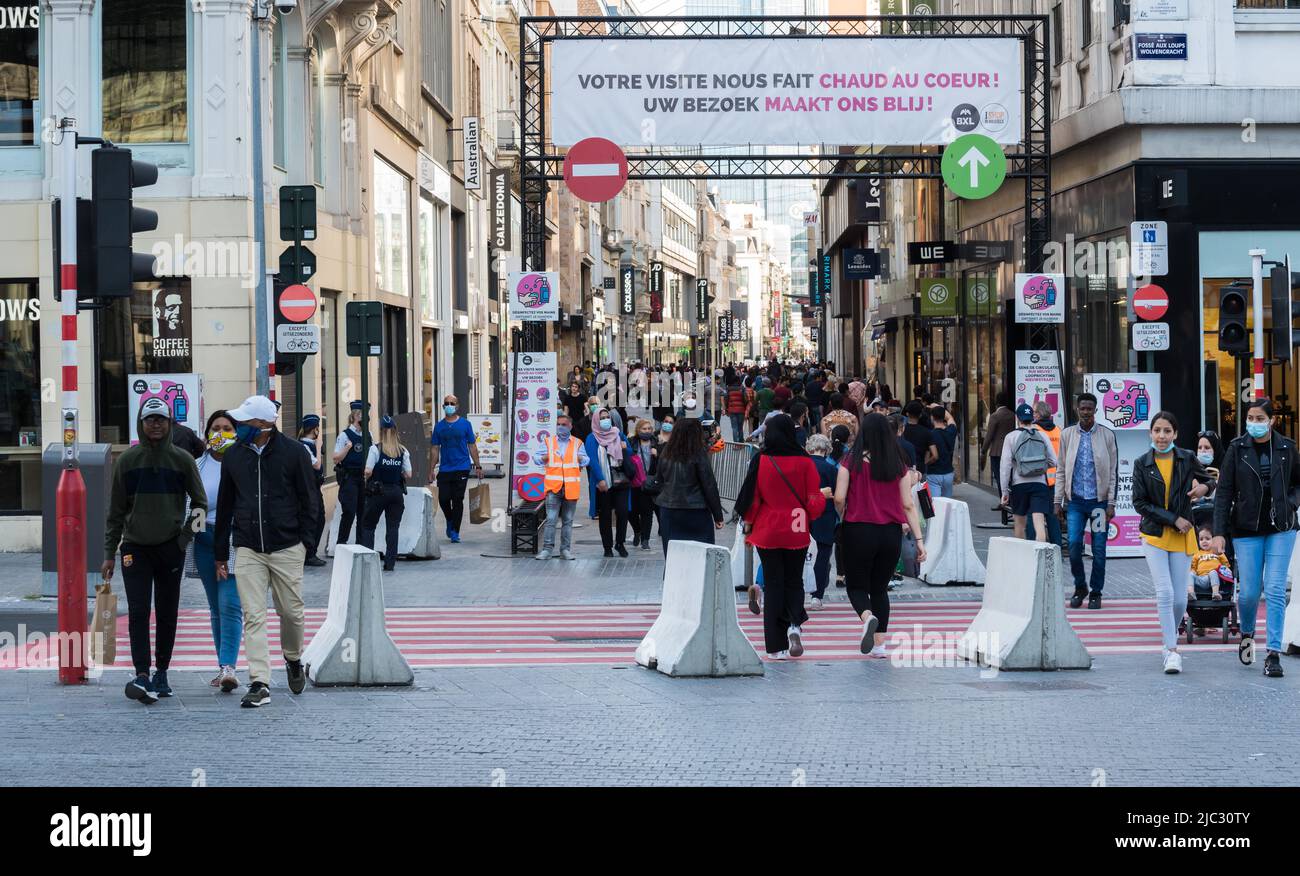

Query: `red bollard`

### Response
(56, 467, 88, 685)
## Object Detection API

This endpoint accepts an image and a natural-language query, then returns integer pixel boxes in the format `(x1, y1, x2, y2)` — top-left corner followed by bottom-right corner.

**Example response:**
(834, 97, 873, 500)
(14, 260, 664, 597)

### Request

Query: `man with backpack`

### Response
(999, 403, 1059, 541)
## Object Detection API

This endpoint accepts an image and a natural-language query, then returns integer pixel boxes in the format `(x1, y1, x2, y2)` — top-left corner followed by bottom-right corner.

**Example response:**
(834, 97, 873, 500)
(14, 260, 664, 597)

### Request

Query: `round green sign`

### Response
(942, 134, 1007, 200)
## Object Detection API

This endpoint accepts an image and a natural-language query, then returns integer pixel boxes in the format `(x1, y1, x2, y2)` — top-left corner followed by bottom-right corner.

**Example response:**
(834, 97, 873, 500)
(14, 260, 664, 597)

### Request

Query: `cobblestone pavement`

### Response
(2, 654, 1297, 786)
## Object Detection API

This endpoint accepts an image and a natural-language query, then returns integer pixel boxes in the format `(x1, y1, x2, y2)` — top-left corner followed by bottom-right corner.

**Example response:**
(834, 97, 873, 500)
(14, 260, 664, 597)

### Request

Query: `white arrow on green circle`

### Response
(942, 133, 1007, 200)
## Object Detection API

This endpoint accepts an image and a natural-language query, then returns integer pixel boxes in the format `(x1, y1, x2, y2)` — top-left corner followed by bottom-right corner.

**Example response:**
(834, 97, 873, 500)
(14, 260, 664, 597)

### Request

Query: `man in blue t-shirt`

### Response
(429, 394, 482, 543)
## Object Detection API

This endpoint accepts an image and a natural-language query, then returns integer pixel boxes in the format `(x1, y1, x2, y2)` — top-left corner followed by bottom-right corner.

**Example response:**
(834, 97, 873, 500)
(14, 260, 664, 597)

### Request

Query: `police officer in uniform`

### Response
(332, 400, 370, 547)
(298, 414, 327, 566)
(359, 415, 412, 571)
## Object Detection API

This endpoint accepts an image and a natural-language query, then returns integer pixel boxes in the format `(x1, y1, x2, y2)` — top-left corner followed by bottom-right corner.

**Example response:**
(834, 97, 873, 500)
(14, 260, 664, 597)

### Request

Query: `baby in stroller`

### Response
(1181, 527, 1239, 643)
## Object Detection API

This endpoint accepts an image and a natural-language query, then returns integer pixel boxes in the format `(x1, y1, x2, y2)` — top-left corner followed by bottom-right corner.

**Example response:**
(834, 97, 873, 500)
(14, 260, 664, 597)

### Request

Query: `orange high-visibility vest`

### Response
(1036, 423, 1061, 487)
(543, 435, 582, 500)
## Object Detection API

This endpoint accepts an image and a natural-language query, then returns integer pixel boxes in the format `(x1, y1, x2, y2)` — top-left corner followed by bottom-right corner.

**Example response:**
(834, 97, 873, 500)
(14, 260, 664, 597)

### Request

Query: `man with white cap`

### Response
(213, 395, 318, 708)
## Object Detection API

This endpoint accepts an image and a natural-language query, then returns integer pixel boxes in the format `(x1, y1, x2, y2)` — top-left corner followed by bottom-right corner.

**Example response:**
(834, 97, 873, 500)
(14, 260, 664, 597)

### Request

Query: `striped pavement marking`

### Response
(0, 598, 1266, 671)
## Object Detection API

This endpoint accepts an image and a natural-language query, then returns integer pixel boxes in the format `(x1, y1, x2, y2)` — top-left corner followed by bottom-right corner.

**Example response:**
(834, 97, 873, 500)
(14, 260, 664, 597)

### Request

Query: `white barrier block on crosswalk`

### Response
(302, 545, 414, 686)
(1284, 546, 1300, 654)
(920, 497, 986, 587)
(955, 537, 1091, 671)
(328, 487, 440, 560)
(636, 541, 763, 677)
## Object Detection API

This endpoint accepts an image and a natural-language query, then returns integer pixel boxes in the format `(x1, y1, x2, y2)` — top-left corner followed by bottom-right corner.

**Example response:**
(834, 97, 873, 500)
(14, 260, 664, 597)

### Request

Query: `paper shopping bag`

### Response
(468, 480, 492, 525)
(89, 582, 117, 667)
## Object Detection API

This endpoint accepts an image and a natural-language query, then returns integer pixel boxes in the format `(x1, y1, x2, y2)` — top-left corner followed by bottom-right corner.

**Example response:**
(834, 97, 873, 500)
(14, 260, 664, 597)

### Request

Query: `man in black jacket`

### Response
(214, 395, 318, 708)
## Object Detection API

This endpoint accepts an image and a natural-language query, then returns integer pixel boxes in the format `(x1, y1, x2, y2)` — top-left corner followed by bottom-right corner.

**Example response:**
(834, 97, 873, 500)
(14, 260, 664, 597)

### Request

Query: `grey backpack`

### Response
(1011, 428, 1049, 479)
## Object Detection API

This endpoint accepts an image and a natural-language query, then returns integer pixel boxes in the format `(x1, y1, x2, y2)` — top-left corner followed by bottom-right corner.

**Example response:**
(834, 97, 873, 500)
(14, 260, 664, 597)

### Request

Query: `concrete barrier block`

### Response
(302, 545, 414, 686)
(635, 540, 763, 677)
(328, 487, 440, 560)
(919, 497, 986, 587)
(955, 537, 1091, 671)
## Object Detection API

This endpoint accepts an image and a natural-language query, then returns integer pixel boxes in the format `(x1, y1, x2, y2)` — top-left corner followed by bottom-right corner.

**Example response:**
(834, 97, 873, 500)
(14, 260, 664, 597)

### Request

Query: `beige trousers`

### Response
(234, 543, 306, 684)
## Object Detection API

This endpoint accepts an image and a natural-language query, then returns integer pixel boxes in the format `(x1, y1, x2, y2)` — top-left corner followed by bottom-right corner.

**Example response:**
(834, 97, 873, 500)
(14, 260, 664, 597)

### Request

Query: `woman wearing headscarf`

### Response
(584, 407, 633, 557)
(847, 381, 869, 414)
(734, 414, 829, 660)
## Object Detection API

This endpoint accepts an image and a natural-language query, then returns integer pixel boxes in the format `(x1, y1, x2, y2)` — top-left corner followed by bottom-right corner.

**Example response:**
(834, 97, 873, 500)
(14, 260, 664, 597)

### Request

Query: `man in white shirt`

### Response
(1000, 403, 1060, 542)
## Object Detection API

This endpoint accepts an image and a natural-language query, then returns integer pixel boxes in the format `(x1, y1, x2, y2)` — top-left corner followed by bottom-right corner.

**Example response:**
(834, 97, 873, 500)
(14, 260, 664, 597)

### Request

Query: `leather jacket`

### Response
(1212, 431, 1300, 536)
(654, 453, 724, 522)
(1131, 447, 1215, 538)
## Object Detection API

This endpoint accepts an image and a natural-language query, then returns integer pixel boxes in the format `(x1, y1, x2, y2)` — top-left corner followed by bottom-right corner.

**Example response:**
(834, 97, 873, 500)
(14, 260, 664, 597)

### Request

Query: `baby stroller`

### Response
(1180, 498, 1240, 645)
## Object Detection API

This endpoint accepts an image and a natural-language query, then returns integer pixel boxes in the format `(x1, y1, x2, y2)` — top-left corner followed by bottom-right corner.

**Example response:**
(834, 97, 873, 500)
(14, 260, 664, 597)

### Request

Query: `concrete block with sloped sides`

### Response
(635, 540, 763, 677)
(920, 497, 986, 586)
(302, 545, 414, 686)
(328, 487, 440, 560)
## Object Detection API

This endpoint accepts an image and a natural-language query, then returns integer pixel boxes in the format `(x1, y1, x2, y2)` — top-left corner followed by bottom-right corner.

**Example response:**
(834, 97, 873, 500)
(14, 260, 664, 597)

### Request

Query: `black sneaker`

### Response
(286, 659, 306, 695)
(124, 674, 158, 705)
(1069, 588, 1087, 609)
(305, 555, 327, 567)
(834, 576, 846, 589)
(151, 669, 172, 697)
(616, 545, 629, 558)
(1264, 651, 1284, 678)
(241, 682, 270, 708)
(1088, 592, 1102, 610)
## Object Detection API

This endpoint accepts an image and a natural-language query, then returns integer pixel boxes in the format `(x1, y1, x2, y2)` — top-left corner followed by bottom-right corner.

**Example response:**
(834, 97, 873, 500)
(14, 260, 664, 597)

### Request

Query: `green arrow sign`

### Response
(942, 134, 1006, 201)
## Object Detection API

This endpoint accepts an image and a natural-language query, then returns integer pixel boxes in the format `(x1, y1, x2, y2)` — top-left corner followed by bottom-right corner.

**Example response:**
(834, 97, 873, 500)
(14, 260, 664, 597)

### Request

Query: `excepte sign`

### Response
(1132, 322, 1170, 351)
(463, 117, 481, 190)
(1014, 273, 1065, 324)
(507, 271, 558, 321)
(550, 38, 1023, 147)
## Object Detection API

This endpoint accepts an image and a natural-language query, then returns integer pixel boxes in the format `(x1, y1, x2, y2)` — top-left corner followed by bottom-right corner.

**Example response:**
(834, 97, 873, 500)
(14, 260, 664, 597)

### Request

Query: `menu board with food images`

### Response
(508, 352, 558, 496)
(470, 413, 503, 466)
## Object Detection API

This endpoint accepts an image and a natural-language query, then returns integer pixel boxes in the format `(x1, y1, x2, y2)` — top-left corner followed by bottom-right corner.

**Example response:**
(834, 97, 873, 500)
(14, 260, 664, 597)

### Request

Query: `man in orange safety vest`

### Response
(533, 413, 589, 561)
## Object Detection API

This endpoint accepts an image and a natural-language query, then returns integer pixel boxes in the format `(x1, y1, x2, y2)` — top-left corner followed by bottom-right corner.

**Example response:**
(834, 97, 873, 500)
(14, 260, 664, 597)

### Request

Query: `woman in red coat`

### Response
(734, 414, 829, 659)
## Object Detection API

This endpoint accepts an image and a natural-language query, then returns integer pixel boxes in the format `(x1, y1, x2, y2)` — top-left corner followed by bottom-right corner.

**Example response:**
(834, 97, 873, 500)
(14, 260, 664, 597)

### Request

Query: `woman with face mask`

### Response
(628, 419, 660, 550)
(584, 407, 633, 557)
(186, 410, 244, 693)
(1131, 410, 1215, 675)
(1210, 398, 1300, 678)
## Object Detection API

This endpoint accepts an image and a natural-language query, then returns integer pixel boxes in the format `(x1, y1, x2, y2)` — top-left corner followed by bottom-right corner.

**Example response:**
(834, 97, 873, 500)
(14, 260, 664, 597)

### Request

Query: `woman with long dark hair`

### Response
(829, 424, 852, 589)
(735, 414, 829, 659)
(653, 417, 724, 555)
(834, 412, 927, 658)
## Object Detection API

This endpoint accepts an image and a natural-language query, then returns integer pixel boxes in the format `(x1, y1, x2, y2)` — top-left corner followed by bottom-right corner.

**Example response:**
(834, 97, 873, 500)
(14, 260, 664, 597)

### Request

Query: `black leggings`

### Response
(360, 486, 405, 567)
(841, 522, 902, 633)
(630, 488, 657, 543)
(337, 471, 366, 544)
(757, 546, 809, 654)
(119, 540, 184, 676)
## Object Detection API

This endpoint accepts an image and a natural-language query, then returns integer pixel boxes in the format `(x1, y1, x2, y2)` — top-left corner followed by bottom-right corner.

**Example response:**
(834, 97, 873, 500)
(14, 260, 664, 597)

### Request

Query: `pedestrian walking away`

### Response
(430, 394, 483, 543)
(651, 417, 724, 556)
(1210, 397, 1300, 678)
(298, 414, 328, 566)
(187, 410, 244, 693)
(214, 395, 319, 707)
(534, 413, 589, 560)
(834, 412, 927, 658)
(103, 397, 207, 705)
(359, 416, 413, 571)
(1131, 410, 1215, 676)
(1053, 393, 1119, 609)
(981, 391, 1016, 506)
(926, 405, 958, 499)
(902, 400, 937, 478)
(734, 414, 828, 659)
(331, 400, 370, 548)
(1000, 403, 1059, 542)
(804, 433, 840, 611)
(1026, 401, 1064, 546)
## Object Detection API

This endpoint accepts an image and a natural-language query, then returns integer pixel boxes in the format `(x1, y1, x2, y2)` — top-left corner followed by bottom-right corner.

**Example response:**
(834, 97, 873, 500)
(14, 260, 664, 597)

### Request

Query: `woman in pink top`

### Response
(834, 413, 927, 658)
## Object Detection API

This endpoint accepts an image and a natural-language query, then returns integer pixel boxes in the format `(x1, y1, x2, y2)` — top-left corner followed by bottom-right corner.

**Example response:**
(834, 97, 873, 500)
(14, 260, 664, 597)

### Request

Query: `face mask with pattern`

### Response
(207, 429, 236, 452)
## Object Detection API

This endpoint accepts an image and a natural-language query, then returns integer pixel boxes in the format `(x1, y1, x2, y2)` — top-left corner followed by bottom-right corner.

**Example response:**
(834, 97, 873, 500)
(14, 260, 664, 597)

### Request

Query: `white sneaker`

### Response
(859, 614, 880, 655)
(561, 550, 577, 561)
(766, 651, 789, 660)
(218, 665, 239, 693)
(535, 550, 553, 561)
(787, 626, 804, 658)
(208, 671, 223, 688)
(868, 644, 890, 659)
(809, 597, 824, 611)
(1163, 650, 1183, 674)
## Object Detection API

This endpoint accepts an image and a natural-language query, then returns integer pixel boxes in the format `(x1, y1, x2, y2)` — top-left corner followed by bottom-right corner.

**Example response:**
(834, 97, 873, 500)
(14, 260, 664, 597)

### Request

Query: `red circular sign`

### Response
(517, 474, 547, 503)
(562, 137, 628, 204)
(1133, 284, 1169, 321)
(279, 284, 317, 322)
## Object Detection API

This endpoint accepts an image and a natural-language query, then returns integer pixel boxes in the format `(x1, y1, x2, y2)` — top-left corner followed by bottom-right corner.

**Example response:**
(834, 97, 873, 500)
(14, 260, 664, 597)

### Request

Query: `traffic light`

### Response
(1270, 256, 1300, 362)
(90, 146, 159, 297)
(1218, 282, 1249, 354)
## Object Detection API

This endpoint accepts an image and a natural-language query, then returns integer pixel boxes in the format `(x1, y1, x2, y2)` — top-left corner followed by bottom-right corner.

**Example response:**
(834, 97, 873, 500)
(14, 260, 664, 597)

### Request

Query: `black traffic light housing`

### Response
(90, 145, 159, 297)
(1270, 256, 1300, 362)
(1218, 282, 1249, 355)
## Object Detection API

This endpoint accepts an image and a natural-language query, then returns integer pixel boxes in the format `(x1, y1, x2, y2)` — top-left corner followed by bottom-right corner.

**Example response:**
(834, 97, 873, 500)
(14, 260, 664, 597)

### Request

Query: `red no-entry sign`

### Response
(279, 284, 317, 322)
(1133, 284, 1169, 321)
(563, 137, 628, 203)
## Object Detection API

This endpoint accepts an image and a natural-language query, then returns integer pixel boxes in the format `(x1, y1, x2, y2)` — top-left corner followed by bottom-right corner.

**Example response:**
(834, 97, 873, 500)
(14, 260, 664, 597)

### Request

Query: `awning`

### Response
(869, 318, 897, 340)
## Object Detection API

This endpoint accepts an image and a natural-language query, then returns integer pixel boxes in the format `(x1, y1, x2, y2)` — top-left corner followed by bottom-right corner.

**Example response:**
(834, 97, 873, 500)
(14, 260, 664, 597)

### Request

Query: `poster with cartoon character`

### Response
(126, 373, 204, 445)
(1084, 373, 1162, 557)
(1014, 350, 1065, 430)
(1014, 273, 1065, 324)
(507, 272, 559, 322)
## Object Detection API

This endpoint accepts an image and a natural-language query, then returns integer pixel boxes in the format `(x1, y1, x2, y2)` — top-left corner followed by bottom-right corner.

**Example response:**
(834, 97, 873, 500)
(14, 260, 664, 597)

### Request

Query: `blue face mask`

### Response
(1151, 441, 1173, 454)
(1247, 422, 1270, 440)
(443, 405, 457, 416)
(599, 419, 612, 431)
(556, 426, 571, 440)
(661, 423, 673, 433)
(1197, 452, 1215, 466)
(235, 423, 264, 445)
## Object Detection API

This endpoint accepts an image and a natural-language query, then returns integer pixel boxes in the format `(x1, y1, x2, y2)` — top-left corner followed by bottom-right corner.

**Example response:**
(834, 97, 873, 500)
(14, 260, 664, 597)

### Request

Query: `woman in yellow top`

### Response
(1131, 410, 1216, 675)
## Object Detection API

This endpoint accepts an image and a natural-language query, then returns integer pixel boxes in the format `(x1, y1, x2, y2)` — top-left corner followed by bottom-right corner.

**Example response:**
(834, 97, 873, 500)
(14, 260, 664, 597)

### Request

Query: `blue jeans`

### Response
(1232, 529, 1296, 654)
(926, 472, 954, 499)
(542, 492, 577, 553)
(193, 525, 244, 668)
(1066, 497, 1108, 593)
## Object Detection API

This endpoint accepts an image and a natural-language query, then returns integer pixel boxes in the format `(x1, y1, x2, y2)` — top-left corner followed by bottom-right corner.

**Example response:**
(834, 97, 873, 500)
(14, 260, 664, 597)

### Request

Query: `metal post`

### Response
(251, 3, 270, 396)
(1251, 249, 1267, 400)
(56, 118, 87, 685)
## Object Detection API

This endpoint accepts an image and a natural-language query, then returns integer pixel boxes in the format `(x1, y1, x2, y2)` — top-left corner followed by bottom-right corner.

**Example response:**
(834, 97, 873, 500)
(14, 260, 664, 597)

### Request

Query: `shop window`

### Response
(0, 3, 39, 147)
(102, 0, 188, 144)
(373, 156, 410, 296)
(0, 279, 40, 448)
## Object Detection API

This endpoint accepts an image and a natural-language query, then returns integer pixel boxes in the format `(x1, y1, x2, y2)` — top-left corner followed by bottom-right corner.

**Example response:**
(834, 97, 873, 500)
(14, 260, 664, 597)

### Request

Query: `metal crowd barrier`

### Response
(711, 440, 757, 501)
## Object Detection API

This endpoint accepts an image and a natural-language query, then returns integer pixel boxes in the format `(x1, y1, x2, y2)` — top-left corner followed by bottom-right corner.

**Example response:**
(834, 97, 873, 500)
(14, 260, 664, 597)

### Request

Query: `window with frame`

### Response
(1080, 0, 1094, 47)
(374, 157, 411, 296)
(1052, 3, 1064, 65)
(0, 3, 39, 147)
(102, 0, 188, 143)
